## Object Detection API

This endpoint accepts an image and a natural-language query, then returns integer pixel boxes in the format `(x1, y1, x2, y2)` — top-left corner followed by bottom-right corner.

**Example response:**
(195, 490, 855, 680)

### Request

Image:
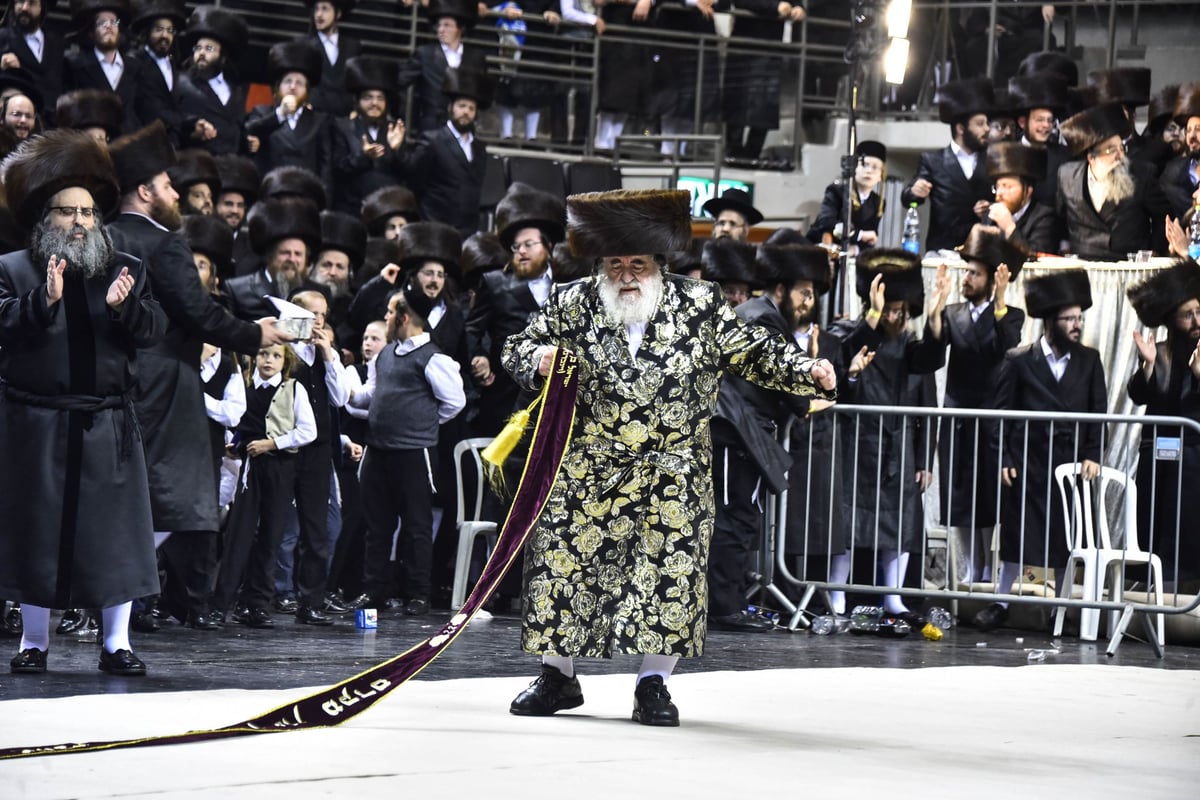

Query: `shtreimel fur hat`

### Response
(55, 89, 124, 140)
(566, 189, 692, 259)
(361, 185, 419, 234)
(855, 248, 925, 317)
(318, 210, 368, 268)
(460, 231, 507, 287)
(214, 155, 259, 205)
(182, 213, 234, 276)
(958, 224, 1028, 278)
(397, 221, 463, 275)
(1024, 269, 1092, 319)
(1088, 67, 1152, 108)
(1126, 260, 1200, 329)
(1059, 102, 1132, 157)
(1, 128, 119, 229)
(755, 244, 831, 295)
(701, 238, 760, 288)
(345, 56, 397, 97)
(1008, 74, 1069, 117)
(494, 182, 565, 249)
(936, 78, 995, 124)
(109, 120, 177, 195)
(986, 141, 1047, 183)
(259, 165, 326, 209)
(168, 148, 220, 193)
(248, 198, 321, 256)
(1173, 82, 1200, 127)
(267, 40, 323, 87)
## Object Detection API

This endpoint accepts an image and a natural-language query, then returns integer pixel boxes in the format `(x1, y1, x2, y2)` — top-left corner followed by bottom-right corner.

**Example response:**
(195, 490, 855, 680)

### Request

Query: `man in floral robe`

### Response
(501, 189, 836, 726)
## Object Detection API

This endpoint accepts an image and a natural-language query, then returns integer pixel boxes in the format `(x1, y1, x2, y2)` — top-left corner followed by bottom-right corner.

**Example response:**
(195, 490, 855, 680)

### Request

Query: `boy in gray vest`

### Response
(349, 288, 466, 615)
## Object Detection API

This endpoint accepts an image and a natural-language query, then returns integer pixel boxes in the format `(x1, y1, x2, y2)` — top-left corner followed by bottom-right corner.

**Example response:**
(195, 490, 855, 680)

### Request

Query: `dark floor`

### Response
(2, 604, 1196, 702)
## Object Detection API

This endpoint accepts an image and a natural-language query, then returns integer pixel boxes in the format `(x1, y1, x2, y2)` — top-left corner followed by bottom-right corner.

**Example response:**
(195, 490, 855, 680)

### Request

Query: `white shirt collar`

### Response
(1040, 336, 1071, 367)
(254, 371, 284, 389)
(394, 331, 432, 355)
(95, 46, 122, 67)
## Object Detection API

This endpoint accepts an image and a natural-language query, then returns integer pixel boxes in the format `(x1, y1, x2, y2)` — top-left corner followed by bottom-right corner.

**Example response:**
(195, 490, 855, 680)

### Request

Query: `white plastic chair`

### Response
(451, 437, 498, 610)
(1051, 463, 1165, 645)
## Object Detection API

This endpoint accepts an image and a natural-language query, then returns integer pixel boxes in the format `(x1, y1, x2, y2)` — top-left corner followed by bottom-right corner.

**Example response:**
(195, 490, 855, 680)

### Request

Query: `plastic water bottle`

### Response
(810, 615, 851, 635)
(848, 606, 912, 636)
(1188, 206, 1200, 261)
(927, 607, 954, 631)
(902, 203, 921, 255)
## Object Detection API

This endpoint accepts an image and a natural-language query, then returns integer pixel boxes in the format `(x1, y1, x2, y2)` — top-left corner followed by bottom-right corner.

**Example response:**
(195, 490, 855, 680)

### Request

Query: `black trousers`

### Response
(360, 446, 436, 601)
(707, 444, 764, 617)
(160, 530, 219, 616)
(327, 459, 366, 597)
(212, 453, 296, 612)
(292, 443, 333, 608)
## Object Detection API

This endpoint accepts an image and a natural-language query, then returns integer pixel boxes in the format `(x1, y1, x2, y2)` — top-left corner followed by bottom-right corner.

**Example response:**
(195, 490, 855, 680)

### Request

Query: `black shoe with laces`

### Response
(632, 675, 680, 727)
(973, 602, 1009, 632)
(509, 664, 584, 716)
(10, 647, 47, 674)
(3, 605, 23, 637)
(99, 648, 146, 676)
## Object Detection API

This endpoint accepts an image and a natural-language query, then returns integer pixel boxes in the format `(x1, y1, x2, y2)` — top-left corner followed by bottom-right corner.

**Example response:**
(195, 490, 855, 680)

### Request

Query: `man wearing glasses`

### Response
(175, 6, 248, 155)
(63, 0, 141, 135)
(1056, 101, 1171, 261)
(127, 0, 186, 147)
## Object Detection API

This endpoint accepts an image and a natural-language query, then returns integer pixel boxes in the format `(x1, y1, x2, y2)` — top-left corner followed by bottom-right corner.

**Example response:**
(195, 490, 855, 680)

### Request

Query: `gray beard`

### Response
(1103, 162, 1137, 204)
(32, 222, 113, 280)
(598, 271, 662, 326)
(273, 270, 302, 298)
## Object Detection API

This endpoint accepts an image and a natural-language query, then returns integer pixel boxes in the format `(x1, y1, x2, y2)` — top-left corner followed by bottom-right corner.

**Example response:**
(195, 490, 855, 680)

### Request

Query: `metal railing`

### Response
(759, 404, 1200, 656)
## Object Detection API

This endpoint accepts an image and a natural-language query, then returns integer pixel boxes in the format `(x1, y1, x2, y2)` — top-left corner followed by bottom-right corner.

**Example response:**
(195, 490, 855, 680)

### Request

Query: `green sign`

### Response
(677, 177, 753, 218)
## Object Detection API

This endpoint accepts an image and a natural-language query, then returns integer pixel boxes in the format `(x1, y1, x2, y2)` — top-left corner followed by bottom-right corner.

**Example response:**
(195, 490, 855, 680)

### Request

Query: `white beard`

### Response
(598, 271, 662, 326)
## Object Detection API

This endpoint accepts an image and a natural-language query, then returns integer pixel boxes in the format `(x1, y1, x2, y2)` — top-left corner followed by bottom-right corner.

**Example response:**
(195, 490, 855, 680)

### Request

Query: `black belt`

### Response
(2, 384, 140, 462)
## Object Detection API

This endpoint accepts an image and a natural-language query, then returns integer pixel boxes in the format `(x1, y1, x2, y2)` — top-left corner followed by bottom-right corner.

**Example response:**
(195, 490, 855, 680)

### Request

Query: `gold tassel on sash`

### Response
(481, 372, 553, 498)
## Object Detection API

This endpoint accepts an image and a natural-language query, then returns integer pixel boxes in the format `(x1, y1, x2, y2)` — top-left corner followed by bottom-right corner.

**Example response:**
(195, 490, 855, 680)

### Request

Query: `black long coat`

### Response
(0, 249, 166, 608)
(1126, 338, 1200, 582)
(331, 115, 410, 215)
(176, 71, 247, 155)
(223, 268, 276, 322)
(596, 5, 652, 116)
(128, 47, 184, 147)
(936, 301, 1025, 528)
(808, 181, 883, 247)
(996, 342, 1107, 567)
(0, 24, 66, 123)
(1159, 155, 1196, 220)
(396, 43, 489, 133)
(108, 213, 262, 532)
(464, 267, 542, 435)
(1002, 199, 1060, 255)
(303, 31, 362, 118)
(403, 125, 487, 236)
(244, 104, 334, 189)
(63, 47, 142, 134)
(1056, 159, 1171, 260)
(902, 146, 992, 252)
(648, 2, 723, 122)
(1030, 140, 1070, 210)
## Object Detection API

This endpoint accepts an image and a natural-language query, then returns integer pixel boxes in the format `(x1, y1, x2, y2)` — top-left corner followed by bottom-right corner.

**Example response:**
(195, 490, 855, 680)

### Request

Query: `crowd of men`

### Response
(0, 0, 1197, 681)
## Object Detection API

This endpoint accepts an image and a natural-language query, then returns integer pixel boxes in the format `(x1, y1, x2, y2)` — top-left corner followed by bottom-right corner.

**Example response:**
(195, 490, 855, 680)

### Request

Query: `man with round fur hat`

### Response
(214, 154, 258, 277)
(1008, 70, 1071, 208)
(169, 146, 220, 216)
(245, 39, 333, 187)
(1056, 101, 1171, 261)
(838, 248, 948, 627)
(502, 188, 836, 726)
(175, 5, 248, 155)
(361, 184, 419, 241)
(312, 209, 366, 348)
(403, 66, 492, 236)
(126, 0, 186, 146)
(181, 211, 232, 294)
(1127, 259, 1200, 585)
(107, 120, 290, 632)
(903, 78, 995, 253)
(464, 181, 563, 435)
(0, 129, 167, 676)
(700, 237, 759, 308)
(331, 56, 408, 215)
(709, 242, 838, 632)
(0, 0, 67, 125)
(973, 268, 1107, 632)
(55, 87, 122, 143)
(299, 0, 362, 118)
(259, 164, 327, 210)
(934, 224, 1027, 587)
(808, 140, 887, 253)
(1160, 82, 1200, 220)
(223, 197, 321, 323)
(702, 187, 762, 243)
(983, 141, 1059, 255)
(63, 0, 141, 135)
(396, 0, 488, 133)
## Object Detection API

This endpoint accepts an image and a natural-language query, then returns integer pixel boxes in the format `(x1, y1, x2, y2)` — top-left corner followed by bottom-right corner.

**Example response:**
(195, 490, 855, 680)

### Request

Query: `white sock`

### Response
(153, 530, 172, 548)
(828, 550, 851, 614)
(499, 107, 515, 139)
(995, 560, 1022, 607)
(525, 110, 540, 140)
(637, 654, 678, 685)
(102, 602, 133, 653)
(542, 654, 574, 678)
(19, 604, 50, 652)
(880, 550, 909, 614)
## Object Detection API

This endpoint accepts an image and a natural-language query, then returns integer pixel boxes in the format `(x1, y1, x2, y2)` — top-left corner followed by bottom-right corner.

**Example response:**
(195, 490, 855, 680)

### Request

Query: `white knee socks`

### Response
(19, 604, 50, 652)
(637, 654, 678, 685)
(880, 551, 910, 615)
(542, 654, 574, 678)
(102, 601, 133, 653)
(828, 550, 851, 614)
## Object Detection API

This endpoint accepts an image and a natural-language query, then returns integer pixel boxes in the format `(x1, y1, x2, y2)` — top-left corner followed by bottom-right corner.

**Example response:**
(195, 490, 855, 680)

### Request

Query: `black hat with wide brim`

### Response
(855, 248, 925, 317)
(214, 155, 260, 205)
(345, 56, 397, 97)
(701, 187, 763, 226)
(1024, 269, 1092, 319)
(267, 39, 324, 88)
(168, 148, 221, 193)
(185, 6, 249, 51)
(0, 68, 44, 112)
(441, 68, 493, 109)
(130, 0, 186, 31)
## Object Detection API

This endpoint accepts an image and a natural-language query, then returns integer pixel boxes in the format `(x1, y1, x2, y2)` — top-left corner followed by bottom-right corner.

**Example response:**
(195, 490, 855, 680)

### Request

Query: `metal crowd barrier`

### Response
(753, 404, 1200, 657)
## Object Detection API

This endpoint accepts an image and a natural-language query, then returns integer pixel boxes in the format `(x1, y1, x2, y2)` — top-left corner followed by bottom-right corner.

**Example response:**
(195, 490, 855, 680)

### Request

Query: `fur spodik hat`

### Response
(260, 165, 326, 209)
(1017, 51, 1078, 87)
(185, 6, 248, 51)
(935, 78, 995, 124)
(855, 248, 925, 317)
(494, 182, 565, 249)
(345, 56, 397, 97)
(318, 210, 368, 269)
(756, 244, 831, 295)
(361, 185, 419, 235)
(1, 128, 119, 229)
(182, 212, 234, 276)
(1008, 73, 1069, 117)
(701, 238, 760, 289)
(248, 198, 321, 256)
(460, 231, 507, 287)
(55, 89, 124, 140)
(214, 155, 259, 205)
(1088, 67, 1153, 108)
(986, 141, 1047, 183)
(1024, 269, 1092, 318)
(567, 189, 692, 259)
(109, 120, 177, 195)
(958, 224, 1028, 278)
(267, 39, 323, 87)
(1126, 260, 1200, 329)
(1059, 102, 1132, 157)
(168, 148, 220, 194)
(396, 221, 463, 275)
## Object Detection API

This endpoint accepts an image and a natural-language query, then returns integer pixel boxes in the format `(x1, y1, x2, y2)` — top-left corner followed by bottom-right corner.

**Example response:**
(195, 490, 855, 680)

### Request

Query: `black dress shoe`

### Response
(130, 610, 160, 633)
(2, 606, 22, 637)
(242, 607, 275, 628)
(10, 647, 47, 674)
(273, 597, 299, 614)
(632, 675, 680, 727)
(209, 609, 226, 625)
(99, 648, 146, 676)
(321, 593, 353, 615)
(56, 608, 88, 634)
(510, 665, 584, 716)
(707, 610, 775, 633)
(895, 610, 927, 629)
(185, 611, 220, 631)
(973, 602, 1009, 632)
(338, 593, 371, 611)
(404, 598, 430, 616)
(295, 606, 334, 626)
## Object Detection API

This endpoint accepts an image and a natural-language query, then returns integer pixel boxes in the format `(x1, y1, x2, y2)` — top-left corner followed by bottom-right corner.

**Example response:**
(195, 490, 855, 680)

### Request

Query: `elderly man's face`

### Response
(1087, 135, 1125, 179)
(600, 255, 662, 324)
(92, 11, 120, 51)
(268, 238, 308, 290)
(3, 94, 35, 139)
(47, 186, 98, 233)
(712, 209, 748, 241)
(313, 249, 351, 296)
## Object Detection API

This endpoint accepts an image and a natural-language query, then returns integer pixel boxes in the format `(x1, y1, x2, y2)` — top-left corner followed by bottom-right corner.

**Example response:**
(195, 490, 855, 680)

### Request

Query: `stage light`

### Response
(886, 0, 912, 39)
(884, 37, 910, 85)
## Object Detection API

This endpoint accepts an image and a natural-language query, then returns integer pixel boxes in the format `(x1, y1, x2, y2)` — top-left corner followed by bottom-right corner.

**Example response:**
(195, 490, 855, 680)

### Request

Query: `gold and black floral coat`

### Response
(502, 273, 834, 658)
